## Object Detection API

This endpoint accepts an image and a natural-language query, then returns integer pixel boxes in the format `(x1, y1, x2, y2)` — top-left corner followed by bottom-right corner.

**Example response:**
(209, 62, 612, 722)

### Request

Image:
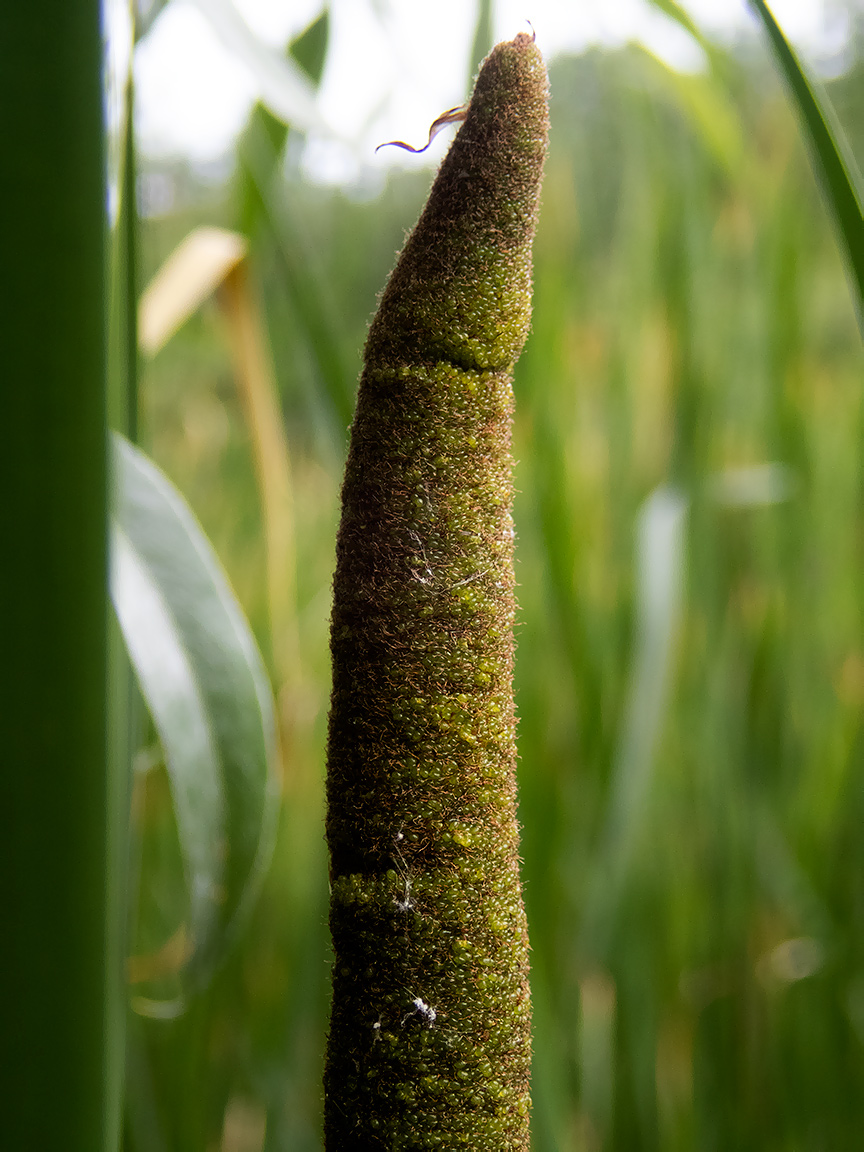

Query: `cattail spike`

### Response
(324, 32, 549, 1151)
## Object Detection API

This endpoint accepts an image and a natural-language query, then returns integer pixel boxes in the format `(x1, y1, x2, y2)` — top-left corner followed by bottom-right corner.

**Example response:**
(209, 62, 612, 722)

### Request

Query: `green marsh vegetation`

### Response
(10, 1, 864, 1150)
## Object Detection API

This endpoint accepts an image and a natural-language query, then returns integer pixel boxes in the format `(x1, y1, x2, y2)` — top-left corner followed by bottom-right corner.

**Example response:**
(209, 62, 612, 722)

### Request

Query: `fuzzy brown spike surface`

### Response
(324, 33, 548, 1151)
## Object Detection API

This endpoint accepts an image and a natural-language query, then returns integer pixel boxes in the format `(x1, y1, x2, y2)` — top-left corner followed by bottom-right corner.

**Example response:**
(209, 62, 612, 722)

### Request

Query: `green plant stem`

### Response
(0, 3, 117, 1150)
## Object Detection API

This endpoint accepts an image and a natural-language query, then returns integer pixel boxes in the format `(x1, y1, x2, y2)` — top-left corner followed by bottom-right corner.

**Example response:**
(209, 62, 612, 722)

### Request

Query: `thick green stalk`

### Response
(0, 2, 115, 1151)
(325, 34, 548, 1150)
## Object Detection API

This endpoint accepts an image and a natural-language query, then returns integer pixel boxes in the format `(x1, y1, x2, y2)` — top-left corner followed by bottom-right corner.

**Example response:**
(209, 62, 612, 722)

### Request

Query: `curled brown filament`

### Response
(375, 103, 468, 154)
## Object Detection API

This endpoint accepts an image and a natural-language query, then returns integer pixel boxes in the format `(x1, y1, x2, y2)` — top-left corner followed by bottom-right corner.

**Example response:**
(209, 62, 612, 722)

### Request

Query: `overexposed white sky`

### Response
(129, 0, 856, 185)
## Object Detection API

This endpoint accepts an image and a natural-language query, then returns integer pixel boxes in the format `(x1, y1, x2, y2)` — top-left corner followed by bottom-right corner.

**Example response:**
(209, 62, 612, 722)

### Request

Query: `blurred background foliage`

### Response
(126, 2, 864, 1149)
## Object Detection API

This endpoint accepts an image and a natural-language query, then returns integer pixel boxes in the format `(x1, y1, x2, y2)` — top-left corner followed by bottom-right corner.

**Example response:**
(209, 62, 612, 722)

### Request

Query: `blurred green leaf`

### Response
(237, 118, 356, 435)
(190, 0, 335, 138)
(110, 432, 279, 990)
(235, 9, 330, 233)
(751, 0, 864, 319)
(232, 8, 354, 438)
(468, 0, 493, 88)
(647, 0, 728, 74)
(644, 50, 746, 182)
(135, 0, 172, 43)
(580, 487, 688, 962)
(290, 7, 329, 87)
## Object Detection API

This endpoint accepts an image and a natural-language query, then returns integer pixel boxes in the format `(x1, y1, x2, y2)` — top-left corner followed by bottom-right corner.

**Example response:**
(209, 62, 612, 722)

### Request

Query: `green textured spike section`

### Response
(324, 33, 548, 1151)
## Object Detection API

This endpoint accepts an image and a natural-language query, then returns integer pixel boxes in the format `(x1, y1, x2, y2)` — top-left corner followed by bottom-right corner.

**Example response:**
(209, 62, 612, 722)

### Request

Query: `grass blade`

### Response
(751, 0, 864, 318)
(579, 487, 688, 961)
(219, 261, 301, 691)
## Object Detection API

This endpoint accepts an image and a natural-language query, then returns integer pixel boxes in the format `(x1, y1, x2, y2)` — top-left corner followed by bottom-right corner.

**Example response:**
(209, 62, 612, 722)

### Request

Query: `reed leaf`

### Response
(111, 433, 279, 993)
(751, 0, 864, 319)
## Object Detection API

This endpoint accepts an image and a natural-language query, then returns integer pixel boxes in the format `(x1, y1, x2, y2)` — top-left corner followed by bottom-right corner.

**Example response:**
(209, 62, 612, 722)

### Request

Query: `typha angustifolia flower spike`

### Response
(324, 32, 548, 1151)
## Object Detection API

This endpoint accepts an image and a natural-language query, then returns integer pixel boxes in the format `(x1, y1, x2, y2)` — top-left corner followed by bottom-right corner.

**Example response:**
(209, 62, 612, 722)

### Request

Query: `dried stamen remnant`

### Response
(325, 33, 548, 1151)
(375, 104, 468, 155)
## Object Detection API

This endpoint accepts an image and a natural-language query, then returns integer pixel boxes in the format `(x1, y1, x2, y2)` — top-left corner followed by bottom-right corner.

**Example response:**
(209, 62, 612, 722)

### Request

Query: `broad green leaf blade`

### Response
(111, 523, 225, 956)
(111, 432, 280, 987)
(751, 0, 864, 318)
